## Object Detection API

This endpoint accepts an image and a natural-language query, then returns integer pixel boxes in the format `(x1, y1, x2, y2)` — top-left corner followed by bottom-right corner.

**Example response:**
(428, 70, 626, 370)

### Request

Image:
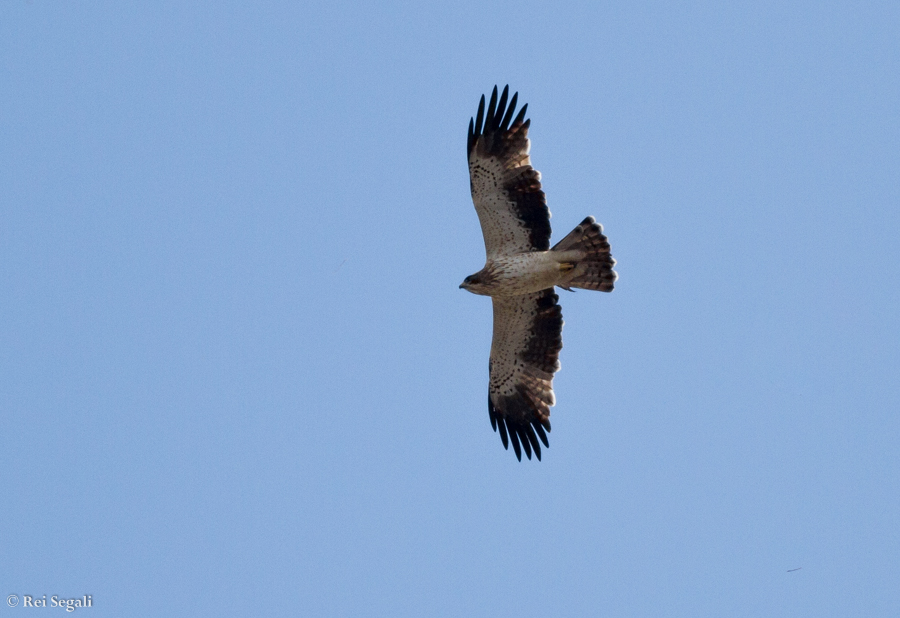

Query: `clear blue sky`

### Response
(2, 1, 898, 616)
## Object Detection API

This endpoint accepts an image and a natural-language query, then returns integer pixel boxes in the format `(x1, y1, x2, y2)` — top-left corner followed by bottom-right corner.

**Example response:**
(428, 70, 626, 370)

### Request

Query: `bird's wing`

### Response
(488, 288, 562, 460)
(468, 85, 551, 259)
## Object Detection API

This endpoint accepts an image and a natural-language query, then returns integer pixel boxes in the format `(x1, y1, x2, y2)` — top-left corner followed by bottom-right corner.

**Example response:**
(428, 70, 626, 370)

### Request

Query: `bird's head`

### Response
(459, 271, 492, 296)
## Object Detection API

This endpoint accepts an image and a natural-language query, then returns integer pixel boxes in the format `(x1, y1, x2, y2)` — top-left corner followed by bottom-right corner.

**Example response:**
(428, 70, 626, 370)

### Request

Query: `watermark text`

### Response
(7, 595, 92, 612)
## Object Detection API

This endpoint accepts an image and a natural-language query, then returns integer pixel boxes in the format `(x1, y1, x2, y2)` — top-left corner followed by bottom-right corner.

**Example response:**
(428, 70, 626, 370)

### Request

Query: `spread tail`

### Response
(552, 216, 617, 292)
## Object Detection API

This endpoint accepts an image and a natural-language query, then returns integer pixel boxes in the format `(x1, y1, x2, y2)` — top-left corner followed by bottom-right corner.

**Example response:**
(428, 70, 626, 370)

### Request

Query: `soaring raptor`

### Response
(460, 85, 617, 461)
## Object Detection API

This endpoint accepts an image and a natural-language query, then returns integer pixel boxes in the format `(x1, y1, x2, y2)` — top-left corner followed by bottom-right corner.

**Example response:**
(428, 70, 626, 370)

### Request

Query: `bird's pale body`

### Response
(461, 250, 583, 297)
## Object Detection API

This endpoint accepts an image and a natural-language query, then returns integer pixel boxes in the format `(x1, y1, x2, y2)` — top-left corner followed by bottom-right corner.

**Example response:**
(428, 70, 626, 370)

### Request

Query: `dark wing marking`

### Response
(468, 85, 551, 258)
(488, 289, 563, 460)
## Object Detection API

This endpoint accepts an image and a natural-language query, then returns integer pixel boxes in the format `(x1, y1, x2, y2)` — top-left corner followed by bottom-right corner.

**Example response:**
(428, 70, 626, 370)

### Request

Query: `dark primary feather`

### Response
(508, 425, 522, 460)
(470, 94, 486, 153)
(486, 86, 499, 135)
(499, 91, 518, 130)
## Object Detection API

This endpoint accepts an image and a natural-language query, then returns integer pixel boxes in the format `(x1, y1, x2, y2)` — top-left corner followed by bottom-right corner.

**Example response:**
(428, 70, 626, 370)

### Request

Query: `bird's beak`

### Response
(459, 282, 466, 289)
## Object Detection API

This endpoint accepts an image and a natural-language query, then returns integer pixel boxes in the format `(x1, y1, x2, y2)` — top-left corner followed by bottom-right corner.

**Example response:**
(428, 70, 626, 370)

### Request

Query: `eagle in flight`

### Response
(460, 85, 617, 461)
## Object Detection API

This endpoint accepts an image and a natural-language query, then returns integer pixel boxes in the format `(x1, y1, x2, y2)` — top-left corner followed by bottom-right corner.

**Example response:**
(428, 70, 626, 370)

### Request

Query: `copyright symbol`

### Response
(7, 594, 19, 607)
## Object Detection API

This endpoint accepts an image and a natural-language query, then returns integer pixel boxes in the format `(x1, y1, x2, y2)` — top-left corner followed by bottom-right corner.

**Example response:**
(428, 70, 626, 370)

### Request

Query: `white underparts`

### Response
(479, 250, 583, 297)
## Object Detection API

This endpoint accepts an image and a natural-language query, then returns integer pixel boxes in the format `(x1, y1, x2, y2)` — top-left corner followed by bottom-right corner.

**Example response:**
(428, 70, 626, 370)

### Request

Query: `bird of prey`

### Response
(460, 85, 617, 461)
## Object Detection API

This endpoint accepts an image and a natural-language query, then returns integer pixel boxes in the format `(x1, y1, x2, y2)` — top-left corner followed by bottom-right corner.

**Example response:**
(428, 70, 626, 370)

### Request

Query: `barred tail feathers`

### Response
(552, 216, 617, 292)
